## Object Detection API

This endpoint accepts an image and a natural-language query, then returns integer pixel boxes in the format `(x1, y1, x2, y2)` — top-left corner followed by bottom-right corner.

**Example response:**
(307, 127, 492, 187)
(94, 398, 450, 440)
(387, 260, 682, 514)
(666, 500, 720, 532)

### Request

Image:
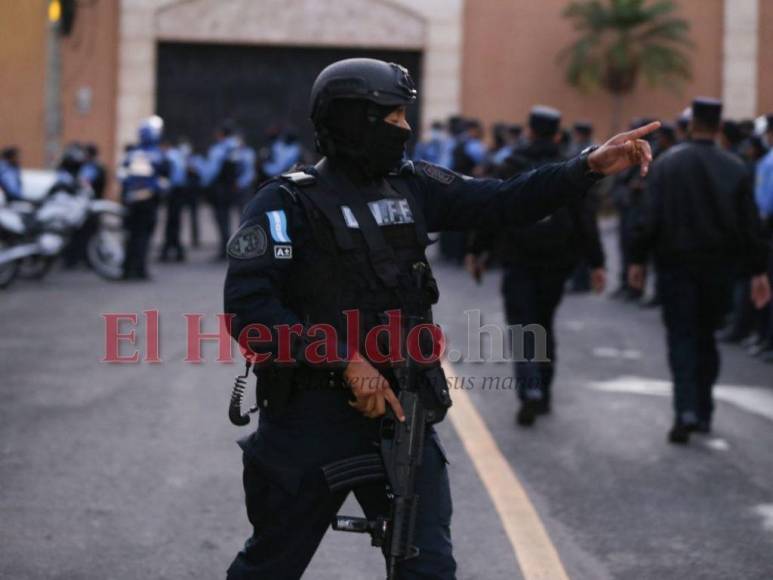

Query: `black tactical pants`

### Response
(658, 265, 733, 426)
(617, 204, 634, 290)
(161, 186, 186, 261)
(503, 263, 572, 403)
(184, 185, 201, 248)
(63, 214, 97, 268)
(226, 391, 456, 580)
(211, 185, 235, 259)
(122, 200, 157, 278)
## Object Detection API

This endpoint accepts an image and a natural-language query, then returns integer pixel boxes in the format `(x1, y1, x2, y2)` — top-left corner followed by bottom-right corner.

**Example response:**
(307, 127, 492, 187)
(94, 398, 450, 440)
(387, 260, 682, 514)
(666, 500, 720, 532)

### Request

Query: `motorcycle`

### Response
(0, 175, 126, 287)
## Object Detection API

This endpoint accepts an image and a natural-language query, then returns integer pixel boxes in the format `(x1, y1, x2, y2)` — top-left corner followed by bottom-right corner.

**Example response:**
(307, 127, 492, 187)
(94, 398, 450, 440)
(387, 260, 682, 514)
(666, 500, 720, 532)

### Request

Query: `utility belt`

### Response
(243, 365, 346, 418)
(292, 366, 348, 392)
(247, 361, 450, 421)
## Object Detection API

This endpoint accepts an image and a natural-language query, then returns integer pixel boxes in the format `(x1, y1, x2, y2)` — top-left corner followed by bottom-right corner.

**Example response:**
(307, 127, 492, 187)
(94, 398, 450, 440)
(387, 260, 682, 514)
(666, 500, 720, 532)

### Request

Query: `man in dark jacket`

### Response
(467, 106, 606, 427)
(224, 59, 657, 579)
(629, 97, 771, 444)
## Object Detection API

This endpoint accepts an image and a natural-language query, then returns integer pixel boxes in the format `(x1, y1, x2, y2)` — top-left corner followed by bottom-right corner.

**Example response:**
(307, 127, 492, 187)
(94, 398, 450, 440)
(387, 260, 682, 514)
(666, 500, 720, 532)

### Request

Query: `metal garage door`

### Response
(156, 42, 423, 156)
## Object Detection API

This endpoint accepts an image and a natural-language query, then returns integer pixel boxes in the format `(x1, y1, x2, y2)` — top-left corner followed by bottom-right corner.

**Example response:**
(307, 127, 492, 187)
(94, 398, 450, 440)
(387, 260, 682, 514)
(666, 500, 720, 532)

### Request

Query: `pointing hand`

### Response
(588, 121, 661, 177)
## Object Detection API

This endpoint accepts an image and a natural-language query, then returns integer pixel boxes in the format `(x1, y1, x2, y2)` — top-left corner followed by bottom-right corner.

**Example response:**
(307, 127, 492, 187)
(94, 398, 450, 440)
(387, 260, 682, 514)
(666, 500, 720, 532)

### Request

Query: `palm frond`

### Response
(639, 42, 692, 91)
(641, 0, 679, 21)
(636, 18, 692, 46)
(559, 0, 692, 97)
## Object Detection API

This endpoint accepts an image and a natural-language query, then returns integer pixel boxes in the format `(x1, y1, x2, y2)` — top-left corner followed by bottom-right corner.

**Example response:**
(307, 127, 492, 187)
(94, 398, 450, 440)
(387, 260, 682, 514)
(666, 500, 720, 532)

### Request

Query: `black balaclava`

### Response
(319, 98, 411, 181)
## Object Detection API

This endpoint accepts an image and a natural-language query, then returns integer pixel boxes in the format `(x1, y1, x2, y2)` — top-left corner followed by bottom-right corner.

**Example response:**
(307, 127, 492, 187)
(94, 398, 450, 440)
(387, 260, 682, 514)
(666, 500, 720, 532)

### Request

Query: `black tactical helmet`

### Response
(309, 58, 417, 126)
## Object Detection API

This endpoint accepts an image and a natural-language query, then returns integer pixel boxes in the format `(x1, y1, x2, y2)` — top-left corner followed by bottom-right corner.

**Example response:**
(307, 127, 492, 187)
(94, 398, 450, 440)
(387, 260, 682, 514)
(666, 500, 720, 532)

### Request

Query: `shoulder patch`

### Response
(227, 224, 268, 260)
(421, 163, 457, 185)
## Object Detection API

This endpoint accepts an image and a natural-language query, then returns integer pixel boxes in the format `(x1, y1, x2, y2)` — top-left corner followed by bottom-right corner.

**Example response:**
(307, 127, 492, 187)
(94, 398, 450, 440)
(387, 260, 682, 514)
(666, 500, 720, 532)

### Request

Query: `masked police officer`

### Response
(629, 98, 771, 444)
(224, 58, 657, 579)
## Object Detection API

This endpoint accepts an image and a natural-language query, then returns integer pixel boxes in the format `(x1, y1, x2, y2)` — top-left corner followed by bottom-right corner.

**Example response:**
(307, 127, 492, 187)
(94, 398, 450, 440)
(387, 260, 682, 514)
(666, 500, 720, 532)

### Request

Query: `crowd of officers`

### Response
(0, 118, 305, 280)
(413, 103, 773, 438)
(117, 118, 306, 279)
(3, 100, 772, 443)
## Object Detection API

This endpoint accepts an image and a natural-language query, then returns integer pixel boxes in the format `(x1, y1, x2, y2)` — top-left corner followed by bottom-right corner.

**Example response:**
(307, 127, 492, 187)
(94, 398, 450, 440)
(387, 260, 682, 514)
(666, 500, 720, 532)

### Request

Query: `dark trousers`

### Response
(503, 263, 572, 403)
(617, 205, 633, 290)
(568, 260, 591, 292)
(184, 186, 201, 248)
(161, 186, 186, 260)
(211, 185, 235, 258)
(122, 200, 157, 278)
(658, 265, 733, 425)
(725, 277, 755, 338)
(63, 214, 97, 268)
(227, 391, 455, 580)
(439, 232, 466, 263)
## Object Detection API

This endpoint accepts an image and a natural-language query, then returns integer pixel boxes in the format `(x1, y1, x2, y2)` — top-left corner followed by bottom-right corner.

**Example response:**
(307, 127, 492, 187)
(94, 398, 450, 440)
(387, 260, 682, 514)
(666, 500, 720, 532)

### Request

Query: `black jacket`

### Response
(225, 156, 602, 362)
(470, 140, 604, 269)
(629, 139, 769, 275)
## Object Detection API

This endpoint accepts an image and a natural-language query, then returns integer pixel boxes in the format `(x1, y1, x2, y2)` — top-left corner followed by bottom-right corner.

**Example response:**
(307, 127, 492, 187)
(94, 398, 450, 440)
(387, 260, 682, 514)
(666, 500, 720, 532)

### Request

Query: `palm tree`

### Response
(560, 0, 692, 132)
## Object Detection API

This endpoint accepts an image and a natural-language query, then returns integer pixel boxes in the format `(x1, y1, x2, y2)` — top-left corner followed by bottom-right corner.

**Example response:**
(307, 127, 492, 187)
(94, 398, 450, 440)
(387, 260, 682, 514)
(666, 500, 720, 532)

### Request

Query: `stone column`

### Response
(722, 0, 759, 118)
(114, 0, 176, 162)
(393, 0, 464, 132)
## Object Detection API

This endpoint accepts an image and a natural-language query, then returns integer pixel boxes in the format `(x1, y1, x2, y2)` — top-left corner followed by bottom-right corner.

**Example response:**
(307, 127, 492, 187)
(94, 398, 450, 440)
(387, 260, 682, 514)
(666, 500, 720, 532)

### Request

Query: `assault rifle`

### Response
(324, 261, 448, 579)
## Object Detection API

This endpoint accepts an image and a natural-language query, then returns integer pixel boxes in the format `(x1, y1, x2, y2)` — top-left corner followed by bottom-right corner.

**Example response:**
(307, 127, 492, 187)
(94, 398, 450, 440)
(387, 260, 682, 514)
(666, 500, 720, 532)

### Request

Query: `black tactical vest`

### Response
(270, 161, 451, 421)
(282, 161, 438, 341)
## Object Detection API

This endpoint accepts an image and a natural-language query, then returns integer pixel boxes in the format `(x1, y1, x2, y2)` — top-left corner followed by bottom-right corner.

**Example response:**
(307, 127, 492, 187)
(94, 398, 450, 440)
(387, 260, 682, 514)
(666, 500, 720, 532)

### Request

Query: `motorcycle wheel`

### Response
(86, 225, 125, 281)
(0, 240, 20, 289)
(18, 255, 57, 280)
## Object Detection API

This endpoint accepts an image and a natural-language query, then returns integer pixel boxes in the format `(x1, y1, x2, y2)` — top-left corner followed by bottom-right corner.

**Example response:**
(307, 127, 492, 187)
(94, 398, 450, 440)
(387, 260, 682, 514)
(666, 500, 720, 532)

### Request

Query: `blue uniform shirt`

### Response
(262, 139, 302, 178)
(78, 162, 99, 187)
(0, 160, 23, 200)
(201, 137, 240, 187)
(165, 147, 189, 188)
(120, 144, 170, 204)
(756, 149, 773, 218)
(413, 132, 453, 167)
(464, 138, 487, 166)
(236, 145, 257, 190)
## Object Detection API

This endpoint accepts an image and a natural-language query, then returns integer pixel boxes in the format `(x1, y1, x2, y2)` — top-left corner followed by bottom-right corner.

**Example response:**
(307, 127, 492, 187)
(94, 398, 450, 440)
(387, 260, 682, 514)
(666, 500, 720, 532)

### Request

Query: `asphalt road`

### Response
(1, 222, 772, 579)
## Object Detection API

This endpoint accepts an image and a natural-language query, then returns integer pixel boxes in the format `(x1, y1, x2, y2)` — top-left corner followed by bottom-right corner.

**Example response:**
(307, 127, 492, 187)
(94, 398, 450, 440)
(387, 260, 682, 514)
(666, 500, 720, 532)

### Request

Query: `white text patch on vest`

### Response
(340, 198, 414, 229)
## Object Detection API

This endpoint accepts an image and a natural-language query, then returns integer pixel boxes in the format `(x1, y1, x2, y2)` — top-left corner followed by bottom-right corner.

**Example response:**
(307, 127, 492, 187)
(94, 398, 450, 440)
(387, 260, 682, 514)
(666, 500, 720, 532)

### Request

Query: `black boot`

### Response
(688, 420, 711, 434)
(668, 422, 691, 444)
(535, 399, 552, 415)
(516, 400, 539, 427)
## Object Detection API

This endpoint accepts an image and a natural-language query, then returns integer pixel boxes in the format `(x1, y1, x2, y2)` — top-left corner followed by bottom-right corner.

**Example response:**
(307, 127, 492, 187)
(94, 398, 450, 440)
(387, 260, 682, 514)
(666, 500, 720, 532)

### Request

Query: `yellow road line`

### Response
(443, 359, 570, 580)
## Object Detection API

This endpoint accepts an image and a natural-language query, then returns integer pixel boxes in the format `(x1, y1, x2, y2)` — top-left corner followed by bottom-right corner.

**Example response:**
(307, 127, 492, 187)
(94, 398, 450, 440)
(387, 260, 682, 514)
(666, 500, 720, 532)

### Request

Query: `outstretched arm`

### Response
(418, 122, 660, 232)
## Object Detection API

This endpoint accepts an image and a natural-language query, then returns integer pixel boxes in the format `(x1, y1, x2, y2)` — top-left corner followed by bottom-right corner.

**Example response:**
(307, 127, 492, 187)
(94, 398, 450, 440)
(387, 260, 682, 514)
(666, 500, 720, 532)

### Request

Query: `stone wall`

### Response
(461, 0, 728, 139)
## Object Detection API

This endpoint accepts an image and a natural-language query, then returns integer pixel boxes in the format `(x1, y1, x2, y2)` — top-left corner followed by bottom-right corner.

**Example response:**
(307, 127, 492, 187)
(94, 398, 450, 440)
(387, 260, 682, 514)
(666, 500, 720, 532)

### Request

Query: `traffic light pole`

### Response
(44, 12, 62, 167)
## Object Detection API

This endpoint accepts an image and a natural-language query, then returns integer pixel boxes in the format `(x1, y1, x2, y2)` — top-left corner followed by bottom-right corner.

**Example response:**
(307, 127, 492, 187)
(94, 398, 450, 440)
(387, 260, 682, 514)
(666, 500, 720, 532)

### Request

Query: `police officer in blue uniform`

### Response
(159, 138, 189, 262)
(629, 98, 771, 444)
(0, 147, 23, 201)
(224, 58, 658, 579)
(78, 144, 107, 199)
(120, 116, 170, 280)
(203, 122, 242, 260)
